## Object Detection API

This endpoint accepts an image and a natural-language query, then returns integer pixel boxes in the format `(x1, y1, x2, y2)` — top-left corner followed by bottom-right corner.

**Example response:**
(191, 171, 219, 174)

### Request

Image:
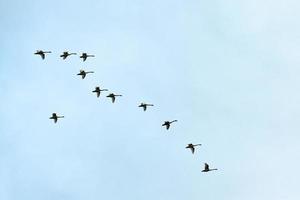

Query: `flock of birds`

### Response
(35, 50, 218, 173)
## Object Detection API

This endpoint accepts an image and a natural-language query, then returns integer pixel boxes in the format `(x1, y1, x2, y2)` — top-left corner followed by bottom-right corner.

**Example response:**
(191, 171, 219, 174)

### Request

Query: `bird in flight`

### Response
(106, 93, 122, 103)
(92, 86, 108, 98)
(201, 163, 218, 172)
(186, 143, 201, 154)
(138, 103, 154, 111)
(162, 120, 178, 130)
(34, 50, 51, 59)
(60, 51, 77, 59)
(80, 53, 95, 61)
(77, 70, 94, 79)
(49, 113, 64, 123)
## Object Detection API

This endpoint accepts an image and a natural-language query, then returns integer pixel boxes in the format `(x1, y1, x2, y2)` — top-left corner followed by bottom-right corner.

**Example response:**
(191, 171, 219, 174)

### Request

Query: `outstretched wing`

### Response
(54, 118, 57, 123)
(143, 106, 147, 111)
(83, 57, 87, 61)
(96, 91, 100, 97)
(82, 73, 86, 79)
(40, 53, 45, 59)
(112, 96, 115, 103)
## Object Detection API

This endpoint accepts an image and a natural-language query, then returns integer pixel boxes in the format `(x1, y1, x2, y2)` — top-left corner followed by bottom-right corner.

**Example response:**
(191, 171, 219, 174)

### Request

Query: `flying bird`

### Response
(77, 70, 94, 79)
(201, 163, 218, 172)
(34, 50, 51, 59)
(138, 103, 154, 111)
(92, 86, 108, 98)
(49, 113, 64, 123)
(106, 93, 122, 103)
(60, 51, 77, 59)
(162, 120, 178, 130)
(186, 143, 202, 154)
(80, 53, 95, 61)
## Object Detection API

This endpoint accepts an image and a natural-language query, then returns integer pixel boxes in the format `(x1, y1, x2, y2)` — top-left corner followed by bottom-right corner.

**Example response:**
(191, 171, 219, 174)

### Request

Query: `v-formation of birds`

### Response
(35, 50, 217, 173)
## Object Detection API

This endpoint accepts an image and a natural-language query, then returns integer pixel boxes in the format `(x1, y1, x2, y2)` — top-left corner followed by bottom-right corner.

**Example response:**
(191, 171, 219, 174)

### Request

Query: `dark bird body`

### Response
(34, 50, 51, 59)
(186, 143, 201, 154)
(138, 103, 154, 111)
(202, 163, 217, 172)
(77, 70, 94, 79)
(80, 53, 95, 61)
(60, 51, 76, 59)
(93, 86, 108, 98)
(49, 113, 64, 123)
(162, 120, 178, 130)
(107, 93, 122, 103)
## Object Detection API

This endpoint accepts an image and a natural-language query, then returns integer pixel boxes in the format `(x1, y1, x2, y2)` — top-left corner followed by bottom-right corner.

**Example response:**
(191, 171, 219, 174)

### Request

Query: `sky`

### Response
(1, 0, 300, 199)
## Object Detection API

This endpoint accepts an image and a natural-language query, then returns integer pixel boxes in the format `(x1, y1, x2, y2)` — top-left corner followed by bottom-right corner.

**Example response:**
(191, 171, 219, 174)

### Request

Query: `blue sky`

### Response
(1, 0, 300, 199)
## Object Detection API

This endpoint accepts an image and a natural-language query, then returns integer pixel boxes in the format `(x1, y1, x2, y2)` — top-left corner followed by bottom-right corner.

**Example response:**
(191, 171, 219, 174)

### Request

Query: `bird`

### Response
(162, 120, 178, 130)
(49, 113, 64, 123)
(60, 51, 77, 59)
(92, 86, 108, 98)
(80, 53, 95, 61)
(34, 50, 51, 59)
(201, 163, 218, 172)
(77, 70, 94, 79)
(106, 93, 122, 103)
(186, 143, 202, 154)
(138, 103, 154, 111)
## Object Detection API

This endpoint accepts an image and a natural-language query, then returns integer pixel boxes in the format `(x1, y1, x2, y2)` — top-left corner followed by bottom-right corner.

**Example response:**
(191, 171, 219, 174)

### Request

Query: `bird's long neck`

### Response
(170, 120, 177, 123)
(87, 55, 95, 57)
(70, 53, 76, 55)
(86, 71, 94, 73)
(210, 169, 217, 171)
(57, 116, 64, 118)
(100, 89, 108, 91)
(44, 51, 51, 53)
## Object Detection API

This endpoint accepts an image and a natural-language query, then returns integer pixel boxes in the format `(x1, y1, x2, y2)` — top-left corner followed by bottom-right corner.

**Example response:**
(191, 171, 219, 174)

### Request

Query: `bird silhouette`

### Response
(34, 50, 51, 59)
(77, 70, 94, 79)
(49, 113, 64, 123)
(80, 53, 95, 61)
(106, 93, 122, 103)
(186, 143, 201, 154)
(60, 51, 77, 59)
(92, 86, 108, 98)
(138, 103, 154, 111)
(201, 163, 217, 172)
(162, 120, 178, 130)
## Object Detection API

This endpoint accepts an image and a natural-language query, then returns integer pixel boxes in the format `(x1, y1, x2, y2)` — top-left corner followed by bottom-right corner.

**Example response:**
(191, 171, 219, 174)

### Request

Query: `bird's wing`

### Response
(97, 91, 100, 97)
(54, 118, 57, 123)
(112, 96, 115, 103)
(82, 74, 86, 79)
(83, 57, 87, 61)
(166, 124, 170, 130)
(41, 53, 45, 59)
(191, 147, 195, 154)
(205, 163, 209, 171)
(143, 106, 147, 111)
